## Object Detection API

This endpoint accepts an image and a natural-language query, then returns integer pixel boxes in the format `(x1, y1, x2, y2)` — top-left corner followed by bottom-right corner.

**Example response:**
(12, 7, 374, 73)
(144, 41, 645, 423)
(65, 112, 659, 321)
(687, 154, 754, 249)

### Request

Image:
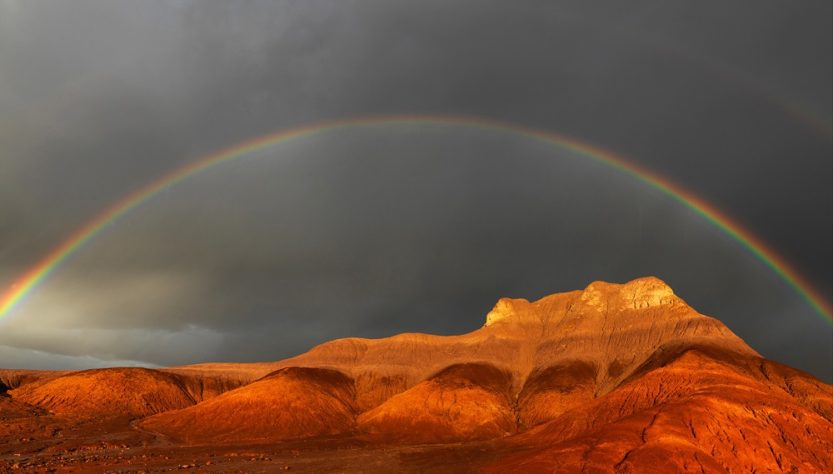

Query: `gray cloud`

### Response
(0, 344, 156, 371)
(0, 0, 830, 381)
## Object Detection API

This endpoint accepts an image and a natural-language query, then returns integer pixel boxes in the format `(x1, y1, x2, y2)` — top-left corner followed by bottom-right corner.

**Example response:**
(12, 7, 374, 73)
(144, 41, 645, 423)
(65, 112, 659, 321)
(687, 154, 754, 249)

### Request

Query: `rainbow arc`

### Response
(1, 115, 830, 323)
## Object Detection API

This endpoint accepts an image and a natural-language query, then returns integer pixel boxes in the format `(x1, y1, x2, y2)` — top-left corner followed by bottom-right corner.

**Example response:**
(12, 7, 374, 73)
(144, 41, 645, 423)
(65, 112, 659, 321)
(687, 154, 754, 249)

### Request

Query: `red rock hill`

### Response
(4, 277, 831, 472)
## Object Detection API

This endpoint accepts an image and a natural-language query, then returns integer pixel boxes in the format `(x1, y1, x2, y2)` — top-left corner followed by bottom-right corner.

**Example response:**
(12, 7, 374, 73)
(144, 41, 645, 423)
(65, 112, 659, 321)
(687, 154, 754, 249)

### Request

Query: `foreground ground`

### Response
(0, 411, 515, 473)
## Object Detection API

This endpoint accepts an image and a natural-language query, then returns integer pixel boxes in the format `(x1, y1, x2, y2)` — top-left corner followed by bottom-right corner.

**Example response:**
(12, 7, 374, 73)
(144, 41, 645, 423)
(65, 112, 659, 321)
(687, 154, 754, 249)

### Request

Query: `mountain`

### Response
(1, 277, 831, 472)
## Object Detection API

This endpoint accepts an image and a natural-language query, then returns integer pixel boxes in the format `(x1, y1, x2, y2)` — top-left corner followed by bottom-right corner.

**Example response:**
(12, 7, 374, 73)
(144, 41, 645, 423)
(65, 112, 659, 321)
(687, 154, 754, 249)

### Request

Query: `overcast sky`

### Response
(0, 0, 830, 381)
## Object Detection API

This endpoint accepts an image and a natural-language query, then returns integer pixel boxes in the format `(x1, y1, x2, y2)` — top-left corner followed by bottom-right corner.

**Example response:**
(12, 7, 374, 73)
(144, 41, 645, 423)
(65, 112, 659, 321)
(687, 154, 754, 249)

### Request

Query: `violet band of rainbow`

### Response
(1, 115, 830, 323)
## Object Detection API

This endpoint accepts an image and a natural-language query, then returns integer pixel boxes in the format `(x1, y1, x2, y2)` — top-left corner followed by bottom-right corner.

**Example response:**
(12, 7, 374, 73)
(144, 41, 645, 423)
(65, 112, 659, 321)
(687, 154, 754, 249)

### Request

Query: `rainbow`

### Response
(1, 115, 831, 323)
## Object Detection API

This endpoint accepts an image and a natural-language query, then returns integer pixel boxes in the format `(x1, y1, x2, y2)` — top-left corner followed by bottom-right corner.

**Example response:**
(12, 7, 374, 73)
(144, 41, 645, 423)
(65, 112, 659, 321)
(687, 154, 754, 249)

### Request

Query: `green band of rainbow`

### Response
(2, 114, 831, 323)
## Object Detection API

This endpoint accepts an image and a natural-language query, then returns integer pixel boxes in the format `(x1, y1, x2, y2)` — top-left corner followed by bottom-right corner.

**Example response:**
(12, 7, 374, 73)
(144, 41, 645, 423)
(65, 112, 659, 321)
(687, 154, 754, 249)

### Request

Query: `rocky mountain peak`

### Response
(578, 276, 679, 310)
(483, 297, 532, 327)
(483, 276, 681, 330)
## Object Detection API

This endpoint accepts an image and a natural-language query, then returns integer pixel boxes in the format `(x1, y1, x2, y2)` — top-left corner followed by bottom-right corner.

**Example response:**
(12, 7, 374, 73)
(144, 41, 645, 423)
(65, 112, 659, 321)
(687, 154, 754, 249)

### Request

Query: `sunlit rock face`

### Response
(357, 363, 517, 443)
(274, 276, 758, 403)
(10, 368, 197, 419)
(139, 367, 357, 444)
(3, 277, 831, 472)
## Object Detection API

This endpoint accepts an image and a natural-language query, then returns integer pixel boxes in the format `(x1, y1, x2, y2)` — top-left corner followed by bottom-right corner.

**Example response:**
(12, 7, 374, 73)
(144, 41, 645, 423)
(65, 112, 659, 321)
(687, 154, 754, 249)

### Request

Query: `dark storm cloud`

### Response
(0, 1, 830, 380)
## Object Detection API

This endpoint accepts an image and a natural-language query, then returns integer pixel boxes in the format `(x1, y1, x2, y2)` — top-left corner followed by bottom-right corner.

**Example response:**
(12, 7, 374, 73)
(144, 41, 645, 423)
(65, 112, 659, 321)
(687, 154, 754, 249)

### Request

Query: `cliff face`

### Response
(3, 277, 831, 473)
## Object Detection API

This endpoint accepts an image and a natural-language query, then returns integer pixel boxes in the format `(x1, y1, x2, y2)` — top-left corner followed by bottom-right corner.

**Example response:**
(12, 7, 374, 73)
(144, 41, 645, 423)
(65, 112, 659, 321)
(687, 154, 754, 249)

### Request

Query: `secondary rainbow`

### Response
(2, 114, 831, 323)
